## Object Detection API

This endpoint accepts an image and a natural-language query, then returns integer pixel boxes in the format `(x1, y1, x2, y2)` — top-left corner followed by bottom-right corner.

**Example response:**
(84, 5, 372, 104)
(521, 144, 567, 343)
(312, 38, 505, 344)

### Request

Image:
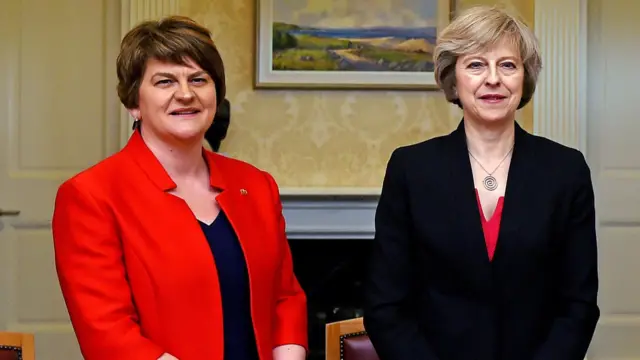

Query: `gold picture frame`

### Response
(254, 0, 455, 90)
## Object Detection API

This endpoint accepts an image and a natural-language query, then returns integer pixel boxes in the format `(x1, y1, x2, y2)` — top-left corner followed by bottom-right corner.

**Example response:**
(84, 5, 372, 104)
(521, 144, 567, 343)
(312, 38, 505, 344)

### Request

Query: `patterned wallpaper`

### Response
(180, 0, 535, 192)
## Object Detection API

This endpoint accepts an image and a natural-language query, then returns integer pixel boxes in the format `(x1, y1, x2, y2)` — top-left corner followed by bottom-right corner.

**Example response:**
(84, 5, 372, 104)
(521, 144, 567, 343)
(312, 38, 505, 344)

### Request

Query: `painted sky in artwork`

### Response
(273, 0, 438, 28)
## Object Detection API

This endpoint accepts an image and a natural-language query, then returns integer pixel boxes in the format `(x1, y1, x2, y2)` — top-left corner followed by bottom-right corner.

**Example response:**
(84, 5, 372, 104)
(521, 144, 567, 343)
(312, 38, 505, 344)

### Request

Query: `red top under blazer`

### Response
(51, 131, 308, 360)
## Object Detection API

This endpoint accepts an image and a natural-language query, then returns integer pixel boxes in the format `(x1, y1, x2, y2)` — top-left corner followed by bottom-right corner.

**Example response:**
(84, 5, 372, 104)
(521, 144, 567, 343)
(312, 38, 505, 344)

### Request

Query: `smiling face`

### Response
(455, 38, 524, 125)
(128, 57, 217, 145)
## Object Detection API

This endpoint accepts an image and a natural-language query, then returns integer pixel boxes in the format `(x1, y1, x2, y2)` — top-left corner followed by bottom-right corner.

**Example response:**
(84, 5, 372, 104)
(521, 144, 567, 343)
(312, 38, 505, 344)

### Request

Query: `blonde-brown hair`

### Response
(434, 5, 541, 109)
(116, 15, 226, 110)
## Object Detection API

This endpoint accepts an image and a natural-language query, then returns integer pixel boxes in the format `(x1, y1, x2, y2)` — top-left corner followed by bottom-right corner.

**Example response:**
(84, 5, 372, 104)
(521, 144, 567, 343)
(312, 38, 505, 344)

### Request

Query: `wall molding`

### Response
(533, 0, 588, 155)
(119, 0, 181, 148)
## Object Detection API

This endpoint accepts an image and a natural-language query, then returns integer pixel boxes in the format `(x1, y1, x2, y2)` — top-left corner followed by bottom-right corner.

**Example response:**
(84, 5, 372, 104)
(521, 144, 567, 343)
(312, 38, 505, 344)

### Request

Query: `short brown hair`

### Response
(433, 5, 541, 109)
(116, 15, 226, 110)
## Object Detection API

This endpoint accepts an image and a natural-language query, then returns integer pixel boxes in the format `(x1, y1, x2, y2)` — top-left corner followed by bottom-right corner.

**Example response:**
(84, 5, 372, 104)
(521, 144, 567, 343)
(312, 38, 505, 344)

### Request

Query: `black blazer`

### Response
(363, 120, 600, 360)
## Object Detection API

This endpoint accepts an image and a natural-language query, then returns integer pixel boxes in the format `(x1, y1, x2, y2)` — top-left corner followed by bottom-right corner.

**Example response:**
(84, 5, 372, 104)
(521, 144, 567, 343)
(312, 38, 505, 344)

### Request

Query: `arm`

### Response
(264, 172, 308, 359)
(52, 181, 166, 360)
(363, 149, 440, 360)
(533, 152, 600, 360)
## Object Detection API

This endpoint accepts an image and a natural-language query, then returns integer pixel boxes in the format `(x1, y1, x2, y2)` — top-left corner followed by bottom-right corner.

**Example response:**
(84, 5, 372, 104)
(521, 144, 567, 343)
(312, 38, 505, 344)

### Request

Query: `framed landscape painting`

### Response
(254, 0, 454, 90)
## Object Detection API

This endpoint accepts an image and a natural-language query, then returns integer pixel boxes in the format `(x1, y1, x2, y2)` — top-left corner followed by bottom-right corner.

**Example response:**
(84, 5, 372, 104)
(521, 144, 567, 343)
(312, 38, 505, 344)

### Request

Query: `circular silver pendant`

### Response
(483, 175, 498, 191)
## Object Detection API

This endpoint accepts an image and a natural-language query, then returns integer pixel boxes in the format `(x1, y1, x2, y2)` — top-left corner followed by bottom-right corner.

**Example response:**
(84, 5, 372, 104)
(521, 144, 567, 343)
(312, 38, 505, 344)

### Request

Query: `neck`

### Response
(464, 116, 515, 159)
(139, 129, 208, 180)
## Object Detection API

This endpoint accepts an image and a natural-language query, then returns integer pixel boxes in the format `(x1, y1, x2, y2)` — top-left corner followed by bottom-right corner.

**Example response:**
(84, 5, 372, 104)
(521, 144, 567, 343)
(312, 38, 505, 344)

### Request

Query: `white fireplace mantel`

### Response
(120, 0, 586, 240)
(281, 195, 379, 240)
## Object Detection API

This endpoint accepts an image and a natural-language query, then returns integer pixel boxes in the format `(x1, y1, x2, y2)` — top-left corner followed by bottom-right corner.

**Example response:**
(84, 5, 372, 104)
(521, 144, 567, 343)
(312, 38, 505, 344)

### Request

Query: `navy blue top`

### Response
(199, 211, 259, 360)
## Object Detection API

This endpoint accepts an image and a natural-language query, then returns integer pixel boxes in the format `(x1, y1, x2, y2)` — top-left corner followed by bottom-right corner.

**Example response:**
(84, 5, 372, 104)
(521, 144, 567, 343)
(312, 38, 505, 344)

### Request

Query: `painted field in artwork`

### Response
(271, 0, 440, 72)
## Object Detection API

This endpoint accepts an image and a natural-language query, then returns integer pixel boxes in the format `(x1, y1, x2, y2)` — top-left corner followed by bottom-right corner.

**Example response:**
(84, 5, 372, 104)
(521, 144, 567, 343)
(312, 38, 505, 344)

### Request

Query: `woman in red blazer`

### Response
(51, 16, 307, 360)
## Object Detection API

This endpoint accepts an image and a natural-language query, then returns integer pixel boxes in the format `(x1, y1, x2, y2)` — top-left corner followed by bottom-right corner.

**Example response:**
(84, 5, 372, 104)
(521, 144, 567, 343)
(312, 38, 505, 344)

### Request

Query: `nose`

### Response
(485, 63, 500, 86)
(175, 80, 194, 101)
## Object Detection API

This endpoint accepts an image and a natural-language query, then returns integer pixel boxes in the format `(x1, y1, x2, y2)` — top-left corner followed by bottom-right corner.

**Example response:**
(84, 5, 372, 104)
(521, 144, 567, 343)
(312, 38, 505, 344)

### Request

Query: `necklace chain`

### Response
(468, 144, 514, 191)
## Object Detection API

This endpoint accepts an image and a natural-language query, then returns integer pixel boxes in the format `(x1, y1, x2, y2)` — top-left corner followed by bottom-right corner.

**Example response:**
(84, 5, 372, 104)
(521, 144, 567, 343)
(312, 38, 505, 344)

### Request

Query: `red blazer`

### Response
(52, 131, 307, 360)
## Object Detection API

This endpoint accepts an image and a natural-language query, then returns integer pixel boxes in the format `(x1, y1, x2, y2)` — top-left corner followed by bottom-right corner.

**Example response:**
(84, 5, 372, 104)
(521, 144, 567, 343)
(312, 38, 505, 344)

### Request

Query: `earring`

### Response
(132, 118, 141, 130)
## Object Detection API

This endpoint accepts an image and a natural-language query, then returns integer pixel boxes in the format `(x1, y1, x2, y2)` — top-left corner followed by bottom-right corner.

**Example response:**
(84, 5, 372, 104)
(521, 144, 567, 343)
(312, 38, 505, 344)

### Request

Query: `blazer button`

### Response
(240, 188, 248, 195)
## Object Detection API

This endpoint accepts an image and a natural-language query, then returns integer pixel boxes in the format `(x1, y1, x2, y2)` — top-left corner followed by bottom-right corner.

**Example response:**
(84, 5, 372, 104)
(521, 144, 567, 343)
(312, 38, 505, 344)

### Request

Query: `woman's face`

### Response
(454, 39, 524, 125)
(129, 57, 217, 145)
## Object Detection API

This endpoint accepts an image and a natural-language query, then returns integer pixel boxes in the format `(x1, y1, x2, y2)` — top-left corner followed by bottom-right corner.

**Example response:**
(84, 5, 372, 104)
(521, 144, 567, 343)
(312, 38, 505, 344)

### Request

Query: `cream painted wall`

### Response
(179, 0, 535, 191)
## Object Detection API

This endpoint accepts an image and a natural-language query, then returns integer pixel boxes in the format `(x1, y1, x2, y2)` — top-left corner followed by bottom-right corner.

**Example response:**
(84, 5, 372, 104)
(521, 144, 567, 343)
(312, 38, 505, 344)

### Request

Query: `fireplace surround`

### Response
(281, 194, 378, 359)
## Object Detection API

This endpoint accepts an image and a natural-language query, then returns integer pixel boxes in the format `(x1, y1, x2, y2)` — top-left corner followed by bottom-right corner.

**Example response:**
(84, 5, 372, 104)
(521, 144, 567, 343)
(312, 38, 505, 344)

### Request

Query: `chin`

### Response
(476, 110, 514, 124)
(479, 116, 509, 123)
(169, 125, 207, 142)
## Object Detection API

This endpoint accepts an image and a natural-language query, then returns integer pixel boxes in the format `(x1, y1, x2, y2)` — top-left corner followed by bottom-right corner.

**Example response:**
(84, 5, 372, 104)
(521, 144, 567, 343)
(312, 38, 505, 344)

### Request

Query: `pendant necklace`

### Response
(468, 144, 514, 191)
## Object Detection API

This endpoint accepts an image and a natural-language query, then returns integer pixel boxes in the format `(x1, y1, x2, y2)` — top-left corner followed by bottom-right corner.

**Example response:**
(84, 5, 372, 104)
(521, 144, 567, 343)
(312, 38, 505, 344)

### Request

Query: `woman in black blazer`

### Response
(363, 6, 599, 360)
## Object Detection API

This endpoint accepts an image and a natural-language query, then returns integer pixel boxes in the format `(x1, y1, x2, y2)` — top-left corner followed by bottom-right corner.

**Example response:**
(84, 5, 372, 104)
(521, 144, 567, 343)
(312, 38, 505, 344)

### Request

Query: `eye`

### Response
(468, 61, 484, 69)
(190, 77, 207, 84)
(155, 79, 173, 86)
(501, 62, 517, 69)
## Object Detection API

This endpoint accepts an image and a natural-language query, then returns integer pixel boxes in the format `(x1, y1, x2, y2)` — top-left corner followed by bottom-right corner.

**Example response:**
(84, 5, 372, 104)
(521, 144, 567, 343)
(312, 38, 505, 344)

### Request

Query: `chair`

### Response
(0, 332, 35, 360)
(326, 317, 379, 360)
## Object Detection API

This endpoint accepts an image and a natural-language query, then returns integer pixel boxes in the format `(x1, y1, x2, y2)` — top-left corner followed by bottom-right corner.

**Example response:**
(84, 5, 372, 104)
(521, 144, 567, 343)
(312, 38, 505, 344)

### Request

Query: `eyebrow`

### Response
(151, 70, 208, 78)
(463, 56, 519, 63)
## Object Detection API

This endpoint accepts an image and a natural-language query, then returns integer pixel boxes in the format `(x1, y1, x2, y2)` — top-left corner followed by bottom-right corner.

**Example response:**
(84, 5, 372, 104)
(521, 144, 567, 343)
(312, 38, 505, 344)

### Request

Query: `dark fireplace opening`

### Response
(289, 239, 373, 360)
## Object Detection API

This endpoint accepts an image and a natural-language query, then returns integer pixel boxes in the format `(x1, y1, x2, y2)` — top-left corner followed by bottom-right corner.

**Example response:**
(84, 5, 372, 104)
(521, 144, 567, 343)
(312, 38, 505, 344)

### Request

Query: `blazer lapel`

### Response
(446, 121, 493, 279)
(492, 123, 534, 261)
(203, 152, 258, 261)
(207, 154, 267, 282)
(216, 189, 256, 252)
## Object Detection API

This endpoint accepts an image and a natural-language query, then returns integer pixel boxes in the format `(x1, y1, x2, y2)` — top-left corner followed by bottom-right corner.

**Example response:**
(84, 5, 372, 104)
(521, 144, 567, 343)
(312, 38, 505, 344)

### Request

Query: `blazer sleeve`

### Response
(264, 172, 308, 351)
(52, 180, 165, 360)
(363, 149, 440, 360)
(533, 151, 600, 360)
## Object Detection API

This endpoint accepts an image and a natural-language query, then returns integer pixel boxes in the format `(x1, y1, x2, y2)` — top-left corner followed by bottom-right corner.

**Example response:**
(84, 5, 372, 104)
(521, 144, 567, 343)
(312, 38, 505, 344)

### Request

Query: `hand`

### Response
(273, 344, 306, 360)
(158, 353, 178, 360)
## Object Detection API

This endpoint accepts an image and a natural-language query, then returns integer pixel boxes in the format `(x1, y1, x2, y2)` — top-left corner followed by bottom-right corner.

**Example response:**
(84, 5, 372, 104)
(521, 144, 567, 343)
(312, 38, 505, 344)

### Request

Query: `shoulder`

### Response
(207, 151, 264, 176)
(52, 153, 134, 227)
(526, 133, 591, 180)
(206, 151, 280, 199)
(379, 135, 453, 192)
(207, 151, 275, 182)
(385, 132, 453, 170)
(396, 133, 450, 156)
(56, 151, 129, 200)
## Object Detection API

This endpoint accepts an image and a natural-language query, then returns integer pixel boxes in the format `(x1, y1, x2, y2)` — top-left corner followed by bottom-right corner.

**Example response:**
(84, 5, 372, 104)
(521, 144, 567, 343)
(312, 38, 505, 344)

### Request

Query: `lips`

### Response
(479, 94, 507, 100)
(170, 108, 201, 115)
